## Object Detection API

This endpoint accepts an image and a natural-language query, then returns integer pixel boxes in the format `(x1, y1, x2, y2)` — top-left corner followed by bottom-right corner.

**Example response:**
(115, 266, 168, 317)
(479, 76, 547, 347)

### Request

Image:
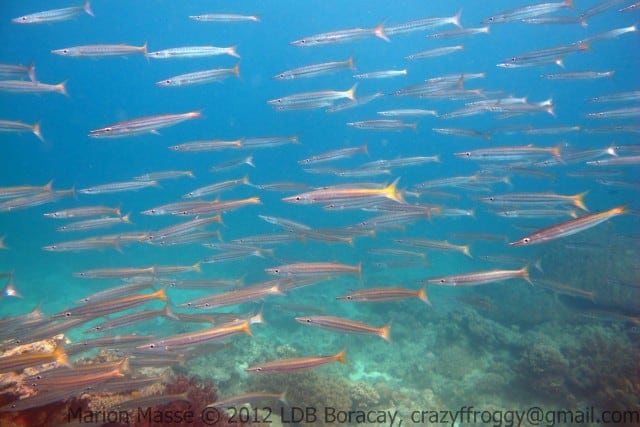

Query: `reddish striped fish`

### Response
(295, 316, 392, 342)
(246, 349, 346, 373)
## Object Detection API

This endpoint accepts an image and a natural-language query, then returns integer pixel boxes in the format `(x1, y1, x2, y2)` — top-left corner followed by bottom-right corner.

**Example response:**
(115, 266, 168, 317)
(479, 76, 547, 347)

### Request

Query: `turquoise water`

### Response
(1, 1, 639, 426)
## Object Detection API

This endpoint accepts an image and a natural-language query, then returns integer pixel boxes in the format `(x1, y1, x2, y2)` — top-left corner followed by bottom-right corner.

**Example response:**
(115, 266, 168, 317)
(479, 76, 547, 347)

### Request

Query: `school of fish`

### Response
(0, 0, 638, 416)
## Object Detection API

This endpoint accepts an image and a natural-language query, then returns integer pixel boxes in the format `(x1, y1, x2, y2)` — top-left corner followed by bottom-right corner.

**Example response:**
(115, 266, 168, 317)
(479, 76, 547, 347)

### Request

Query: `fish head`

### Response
(52, 48, 73, 56)
(509, 237, 532, 246)
(290, 39, 309, 47)
(12, 16, 34, 24)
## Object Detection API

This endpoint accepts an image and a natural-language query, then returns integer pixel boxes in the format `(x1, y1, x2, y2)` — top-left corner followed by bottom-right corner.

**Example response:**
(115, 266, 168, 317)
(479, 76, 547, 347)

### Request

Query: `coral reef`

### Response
(519, 342, 573, 404)
(564, 327, 640, 411)
(349, 381, 380, 409)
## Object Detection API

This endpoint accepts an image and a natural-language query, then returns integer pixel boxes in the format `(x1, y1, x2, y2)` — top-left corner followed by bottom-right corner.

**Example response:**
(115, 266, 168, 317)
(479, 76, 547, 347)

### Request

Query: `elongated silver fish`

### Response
(89, 111, 201, 138)
(12, 1, 93, 24)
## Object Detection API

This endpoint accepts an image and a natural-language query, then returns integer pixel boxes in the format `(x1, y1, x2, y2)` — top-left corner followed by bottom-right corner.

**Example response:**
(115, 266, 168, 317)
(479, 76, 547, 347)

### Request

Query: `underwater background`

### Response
(0, 0, 639, 426)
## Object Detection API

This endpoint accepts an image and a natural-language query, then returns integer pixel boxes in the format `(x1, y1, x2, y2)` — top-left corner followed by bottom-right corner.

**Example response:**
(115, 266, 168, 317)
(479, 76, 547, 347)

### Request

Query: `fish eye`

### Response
(63, 49, 69, 54)
(464, 152, 471, 157)
(105, 127, 112, 132)
(255, 367, 262, 372)
(21, 17, 27, 21)
(295, 196, 301, 201)
(65, 312, 72, 317)
(523, 238, 531, 244)
(489, 196, 495, 201)
(165, 80, 172, 84)
(439, 279, 446, 283)
(346, 296, 352, 300)
(148, 344, 155, 348)
(305, 318, 311, 323)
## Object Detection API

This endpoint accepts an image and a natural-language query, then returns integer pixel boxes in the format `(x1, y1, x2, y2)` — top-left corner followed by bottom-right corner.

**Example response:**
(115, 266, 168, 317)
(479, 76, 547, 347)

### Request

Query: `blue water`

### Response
(1, 0, 639, 425)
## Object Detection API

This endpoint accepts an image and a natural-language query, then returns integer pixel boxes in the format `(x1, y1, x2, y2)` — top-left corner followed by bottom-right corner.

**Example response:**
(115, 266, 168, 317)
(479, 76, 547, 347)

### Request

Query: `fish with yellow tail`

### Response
(283, 177, 405, 204)
(509, 205, 628, 246)
(337, 286, 430, 305)
(246, 349, 347, 373)
(425, 266, 532, 286)
(295, 316, 392, 342)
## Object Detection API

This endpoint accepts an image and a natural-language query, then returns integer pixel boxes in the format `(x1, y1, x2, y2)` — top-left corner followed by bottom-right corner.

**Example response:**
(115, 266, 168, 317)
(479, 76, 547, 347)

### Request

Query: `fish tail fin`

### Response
(54, 345, 72, 368)
(155, 287, 168, 302)
(347, 56, 356, 70)
(521, 266, 533, 286)
(410, 122, 418, 132)
(356, 261, 362, 281)
(279, 391, 288, 406)
(373, 23, 390, 42)
(32, 121, 45, 142)
(564, 0, 573, 8)
(57, 80, 69, 97)
(346, 83, 358, 100)
(113, 238, 123, 254)
(534, 259, 544, 273)
(463, 245, 473, 258)
(246, 155, 255, 167)
(232, 63, 241, 78)
(228, 45, 240, 58)
(361, 143, 368, 156)
(141, 41, 148, 55)
(384, 177, 405, 203)
(27, 63, 37, 82)
(552, 144, 563, 162)
(164, 303, 180, 320)
(241, 320, 253, 336)
(84, 1, 94, 17)
(417, 285, 431, 306)
(118, 357, 130, 375)
(3, 278, 22, 298)
(452, 9, 463, 28)
(0, 235, 7, 250)
(379, 321, 392, 343)
(193, 261, 201, 273)
(250, 306, 265, 325)
(573, 191, 589, 211)
(611, 205, 628, 216)
(545, 104, 556, 117)
(335, 349, 347, 364)
(214, 213, 224, 226)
